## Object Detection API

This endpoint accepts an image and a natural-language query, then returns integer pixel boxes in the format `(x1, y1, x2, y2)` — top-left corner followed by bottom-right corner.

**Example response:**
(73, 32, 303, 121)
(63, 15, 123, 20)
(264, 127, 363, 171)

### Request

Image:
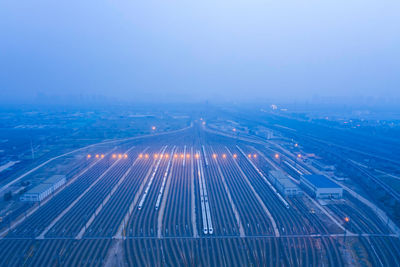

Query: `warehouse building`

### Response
(301, 174, 343, 199)
(21, 175, 66, 202)
(269, 170, 302, 196)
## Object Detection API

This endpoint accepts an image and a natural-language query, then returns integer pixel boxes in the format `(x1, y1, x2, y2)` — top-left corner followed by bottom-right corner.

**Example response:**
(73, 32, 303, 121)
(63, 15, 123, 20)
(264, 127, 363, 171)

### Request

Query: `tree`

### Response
(393, 201, 400, 224)
(4, 191, 12, 201)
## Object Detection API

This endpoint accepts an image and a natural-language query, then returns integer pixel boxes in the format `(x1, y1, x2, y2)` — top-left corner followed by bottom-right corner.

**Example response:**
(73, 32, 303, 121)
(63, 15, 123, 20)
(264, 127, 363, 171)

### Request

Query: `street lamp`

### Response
(344, 217, 350, 243)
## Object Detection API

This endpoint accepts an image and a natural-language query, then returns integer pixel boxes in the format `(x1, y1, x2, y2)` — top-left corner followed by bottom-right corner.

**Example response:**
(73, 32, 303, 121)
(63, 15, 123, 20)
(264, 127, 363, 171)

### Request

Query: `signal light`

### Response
(222, 154, 226, 158)
(344, 217, 350, 222)
(233, 154, 237, 158)
(112, 154, 117, 159)
(101, 154, 105, 158)
(174, 154, 178, 158)
(145, 154, 149, 158)
(139, 154, 143, 158)
(118, 154, 122, 159)
(297, 154, 302, 158)
(180, 154, 184, 158)
(87, 154, 91, 158)
(248, 154, 251, 158)
(165, 154, 169, 158)
(154, 154, 158, 158)
(95, 154, 99, 159)
(124, 154, 128, 159)
(186, 154, 190, 158)
(274, 154, 279, 159)
(212, 154, 217, 159)
(160, 154, 163, 158)
(253, 154, 257, 158)
(195, 154, 199, 159)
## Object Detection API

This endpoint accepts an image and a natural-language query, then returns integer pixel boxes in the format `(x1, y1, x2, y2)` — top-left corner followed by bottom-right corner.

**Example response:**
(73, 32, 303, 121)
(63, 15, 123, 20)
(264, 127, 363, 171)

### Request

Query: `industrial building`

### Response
(300, 174, 343, 199)
(269, 170, 302, 196)
(311, 160, 335, 172)
(21, 175, 66, 202)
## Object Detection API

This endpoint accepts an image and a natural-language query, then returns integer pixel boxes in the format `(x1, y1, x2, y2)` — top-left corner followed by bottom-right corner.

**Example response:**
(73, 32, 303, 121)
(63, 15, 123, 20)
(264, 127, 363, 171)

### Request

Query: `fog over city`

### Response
(2, 2, 400, 266)
(1, 0, 400, 105)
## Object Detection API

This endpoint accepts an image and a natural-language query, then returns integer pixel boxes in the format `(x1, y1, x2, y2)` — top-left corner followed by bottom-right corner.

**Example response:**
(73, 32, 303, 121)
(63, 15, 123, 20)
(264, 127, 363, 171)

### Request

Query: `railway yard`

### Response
(0, 123, 399, 266)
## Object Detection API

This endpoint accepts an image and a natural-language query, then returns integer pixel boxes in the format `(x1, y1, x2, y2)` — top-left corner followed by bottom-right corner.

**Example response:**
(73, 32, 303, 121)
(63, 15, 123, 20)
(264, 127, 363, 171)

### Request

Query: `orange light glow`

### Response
(112, 154, 117, 159)
(248, 154, 251, 158)
(154, 154, 158, 158)
(139, 154, 143, 158)
(186, 154, 190, 158)
(152, 126, 156, 130)
(145, 154, 149, 158)
(253, 154, 257, 158)
(124, 154, 128, 159)
(233, 154, 237, 158)
(344, 217, 350, 223)
(213, 154, 217, 158)
(195, 154, 199, 159)
(87, 154, 91, 158)
(174, 154, 178, 158)
(95, 154, 99, 158)
(297, 154, 302, 158)
(160, 154, 163, 158)
(180, 154, 184, 158)
(165, 154, 169, 158)
(274, 154, 279, 159)
(222, 154, 226, 158)
(118, 154, 122, 159)
(101, 154, 105, 158)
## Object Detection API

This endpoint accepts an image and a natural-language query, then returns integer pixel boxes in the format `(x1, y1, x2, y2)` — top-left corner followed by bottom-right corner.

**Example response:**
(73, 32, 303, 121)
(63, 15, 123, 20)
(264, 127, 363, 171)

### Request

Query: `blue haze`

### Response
(1, 0, 399, 104)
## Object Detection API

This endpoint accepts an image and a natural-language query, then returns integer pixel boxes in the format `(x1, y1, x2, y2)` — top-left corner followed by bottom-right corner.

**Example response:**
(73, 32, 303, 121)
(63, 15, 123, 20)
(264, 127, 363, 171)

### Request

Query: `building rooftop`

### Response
(43, 175, 66, 184)
(302, 174, 341, 189)
(269, 170, 287, 180)
(278, 178, 298, 188)
(25, 183, 53, 195)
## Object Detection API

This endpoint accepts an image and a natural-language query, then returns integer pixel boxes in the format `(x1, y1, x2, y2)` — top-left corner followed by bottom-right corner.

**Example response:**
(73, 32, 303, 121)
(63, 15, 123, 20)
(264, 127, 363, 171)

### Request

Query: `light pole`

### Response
(344, 217, 350, 243)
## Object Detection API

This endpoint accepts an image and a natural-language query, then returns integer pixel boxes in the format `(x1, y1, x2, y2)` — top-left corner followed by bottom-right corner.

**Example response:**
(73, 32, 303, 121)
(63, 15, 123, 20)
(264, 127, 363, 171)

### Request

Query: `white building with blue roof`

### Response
(301, 174, 343, 199)
(20, 175, 66, 202)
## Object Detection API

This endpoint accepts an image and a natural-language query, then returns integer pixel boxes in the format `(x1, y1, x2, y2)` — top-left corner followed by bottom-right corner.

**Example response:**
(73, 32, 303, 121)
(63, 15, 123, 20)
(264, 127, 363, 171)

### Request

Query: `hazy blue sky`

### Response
(1, 1, 399, 104)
